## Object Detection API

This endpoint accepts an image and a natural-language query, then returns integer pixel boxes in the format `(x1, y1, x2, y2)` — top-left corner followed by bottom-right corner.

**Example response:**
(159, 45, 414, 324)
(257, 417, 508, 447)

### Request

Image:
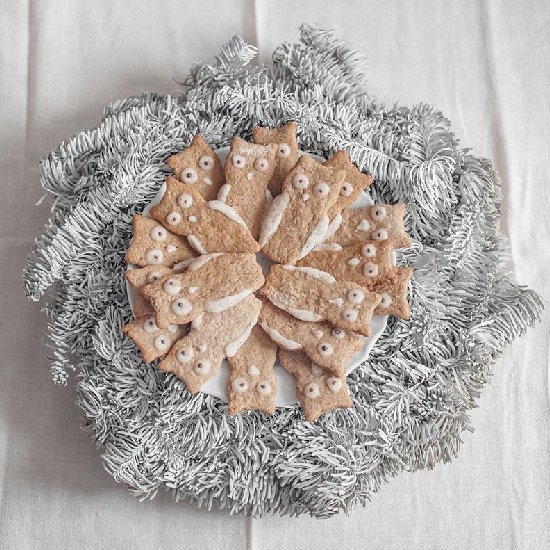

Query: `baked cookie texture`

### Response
(122, 129, 412, 420)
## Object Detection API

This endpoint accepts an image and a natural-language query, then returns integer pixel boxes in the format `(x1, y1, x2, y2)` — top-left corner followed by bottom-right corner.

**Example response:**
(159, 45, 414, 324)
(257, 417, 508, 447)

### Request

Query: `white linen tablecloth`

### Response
(1, 1, 548, 548)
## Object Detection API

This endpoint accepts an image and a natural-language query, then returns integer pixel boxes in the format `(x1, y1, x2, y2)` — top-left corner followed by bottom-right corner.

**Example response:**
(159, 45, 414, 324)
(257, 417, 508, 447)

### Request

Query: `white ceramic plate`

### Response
(127, 147, 391, 406)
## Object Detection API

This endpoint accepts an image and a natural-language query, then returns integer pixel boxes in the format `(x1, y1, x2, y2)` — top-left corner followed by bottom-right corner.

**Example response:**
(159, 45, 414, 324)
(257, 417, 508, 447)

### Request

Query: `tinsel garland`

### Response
(23, 25, 542, 518)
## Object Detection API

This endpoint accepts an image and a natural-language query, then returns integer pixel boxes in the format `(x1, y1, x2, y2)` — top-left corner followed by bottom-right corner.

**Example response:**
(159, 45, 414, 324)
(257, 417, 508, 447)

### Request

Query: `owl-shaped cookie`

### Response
(223, 137, 278, 239)
(253, 121, 299, 196)
(166, 134, 225, 201)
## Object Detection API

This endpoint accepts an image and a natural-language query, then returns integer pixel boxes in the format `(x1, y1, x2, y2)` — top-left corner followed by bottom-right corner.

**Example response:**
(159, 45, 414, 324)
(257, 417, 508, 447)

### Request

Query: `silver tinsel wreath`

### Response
(24, 25, 542, 518)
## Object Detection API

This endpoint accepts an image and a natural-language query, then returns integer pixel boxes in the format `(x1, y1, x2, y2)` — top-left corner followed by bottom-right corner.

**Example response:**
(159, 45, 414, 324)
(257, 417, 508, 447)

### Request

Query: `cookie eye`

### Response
(347, 289, 365, 304)
(198, 155, 214, 171)
(331, 328, 346, 339)
(167, 211, 181, 225)
(194, 360, 211, 375)
(232, 377, 248, 393)
(363, 262, 378, 278)
(362, 243, 376, 257)
(341, 182, 353, 196)
(176, 346, 194, 363)
(177, 193, 193, 209)
(317, 342, 333, 357)
(232, 154, 246, 168)
(293, 173, 309, 189)
(153, 335, 171, 352)
(277, 143, 291, 158)
(372, 206, 387, 220)
(171, 297, 192, 316)
(143, 317, 158, 333)
(304, 382, 320, 399)
(342, 308, 358, 322)
(312, 182, 330, 198)
(379, 293, 393, 308)
(150, 225, 167, 242)
(180, 167, 198, 183)
(256, 380, 272, 395)
(254, 157, 269, 172)
(372, 229, 388, 241)
(326, 377, 343, 393)
(163, 278, 181, 295)
(145, 248, 164, 265)
(146, 271, 162, 283)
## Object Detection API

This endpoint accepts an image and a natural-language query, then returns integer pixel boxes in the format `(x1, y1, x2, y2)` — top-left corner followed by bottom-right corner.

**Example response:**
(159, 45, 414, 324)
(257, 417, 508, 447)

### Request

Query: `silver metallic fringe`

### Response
(23, 25, 543, 518)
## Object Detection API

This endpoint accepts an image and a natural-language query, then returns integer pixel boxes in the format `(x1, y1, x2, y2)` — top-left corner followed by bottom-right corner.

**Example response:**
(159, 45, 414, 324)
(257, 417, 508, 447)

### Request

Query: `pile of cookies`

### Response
(122, 123, 412, 421)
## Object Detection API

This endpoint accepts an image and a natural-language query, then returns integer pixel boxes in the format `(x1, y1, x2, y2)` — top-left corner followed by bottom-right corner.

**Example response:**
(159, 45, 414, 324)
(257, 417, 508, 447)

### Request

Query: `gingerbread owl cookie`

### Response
(252, 122, 299, 196)
(260, 264, 381, 336)
(259, 156, 346, 264)
(150, 176, 260, 254)
(166, 134, 225, 201)
(223, 137, 278, 239)
(259, 300, 364, 376)
(227, 325, 278, 415)
(142, 253, 264, 328)
(279, 350, 352, 422)
(124, 215, 197, 268)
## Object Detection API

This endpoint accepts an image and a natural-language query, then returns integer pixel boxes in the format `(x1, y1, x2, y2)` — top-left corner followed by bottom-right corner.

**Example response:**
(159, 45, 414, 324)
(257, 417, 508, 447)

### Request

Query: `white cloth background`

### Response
(1, 1, 549, 548)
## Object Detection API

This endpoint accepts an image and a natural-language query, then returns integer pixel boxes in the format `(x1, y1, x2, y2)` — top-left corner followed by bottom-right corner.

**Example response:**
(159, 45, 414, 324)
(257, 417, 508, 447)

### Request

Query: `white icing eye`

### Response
(232, 154, 246, 168)
(277, 143, 291, 158)
(362, 243, 376, 257)
(145, 248, 164, 265)
(167, 325, 178, 334)
(146, 271, 162, 283)
(150, 225, 167, 242)
(304, 382, 320, 399)
(177, 193, 193, 209)
(198, 155, 214, 171)
(163, 278, 181, 295)
(293, 173, 309, 189)
(167, 211, 181, 225)
(312, 182, 330, 198)
(194, 360, 211, 376)
(166, 244, 177, 253)
(317, 342, 333, 357)
(143, 317, 158, 334)
(372, 206, 387, 220)
(340, 182, 353, 197)
(342, 308, 358, 322)
(254, 158, 269, 172)
(372, 229, 389, 241)
(180, 167, 198, 183)
(363, 262, 378, 278)
(176, 346, 194, 363)
(153, 334, 171, 352)
(256, 380, 272, 395)
(171, 297, 192, 316)
(331, 328, 346, 339)
(248, 365, 260, 376)
(356, 219, 370, 232)
(379, 293, 393, 308)
(311, 364, 323, 375)
(347, 257, 360, 267)
(347, 289, 365, 304)
(326, 377, 343, 393)
(232, 377, 248, 393)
